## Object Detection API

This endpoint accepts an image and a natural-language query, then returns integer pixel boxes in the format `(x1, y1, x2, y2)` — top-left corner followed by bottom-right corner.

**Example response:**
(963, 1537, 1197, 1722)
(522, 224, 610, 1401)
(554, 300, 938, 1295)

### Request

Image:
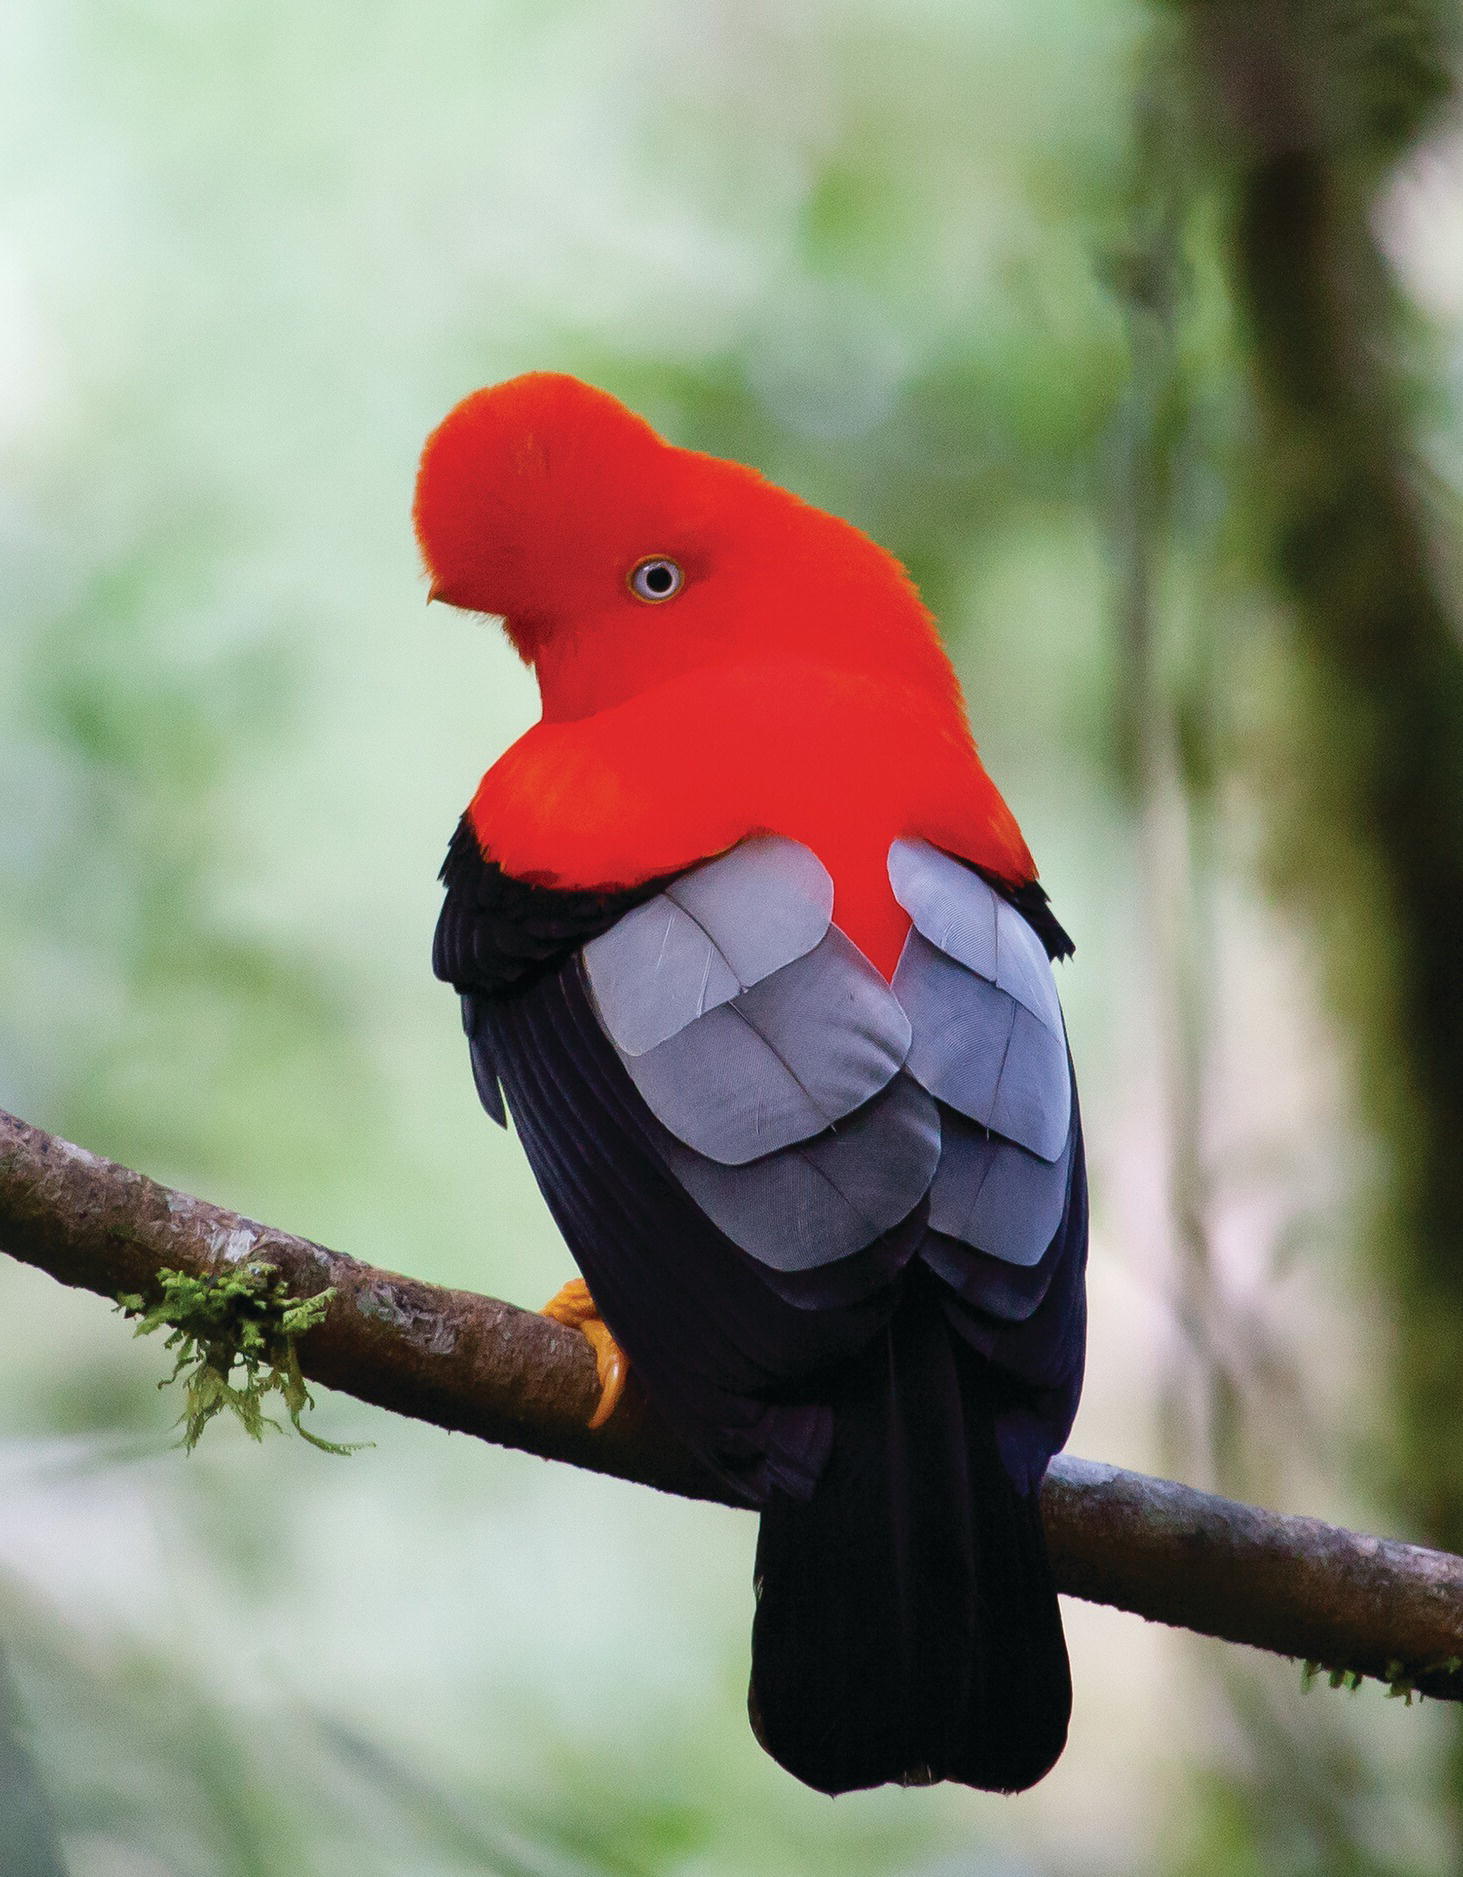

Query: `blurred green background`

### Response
(4, 1, 1463, 1871)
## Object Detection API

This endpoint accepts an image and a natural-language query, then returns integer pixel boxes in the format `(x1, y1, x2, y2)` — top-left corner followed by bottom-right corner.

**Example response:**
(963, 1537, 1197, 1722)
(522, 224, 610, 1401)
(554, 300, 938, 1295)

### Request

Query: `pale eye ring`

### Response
(628, 556, 684, 603)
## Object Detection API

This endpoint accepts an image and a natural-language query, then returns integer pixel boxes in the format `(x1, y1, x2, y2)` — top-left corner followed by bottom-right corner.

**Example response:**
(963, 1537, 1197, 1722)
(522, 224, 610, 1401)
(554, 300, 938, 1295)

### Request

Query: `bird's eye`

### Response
(628, 556, 684, 603)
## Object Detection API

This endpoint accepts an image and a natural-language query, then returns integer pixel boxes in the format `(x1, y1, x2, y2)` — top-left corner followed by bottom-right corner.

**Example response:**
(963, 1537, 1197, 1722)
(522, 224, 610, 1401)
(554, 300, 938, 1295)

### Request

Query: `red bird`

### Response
(417, 374, 1086, 1794)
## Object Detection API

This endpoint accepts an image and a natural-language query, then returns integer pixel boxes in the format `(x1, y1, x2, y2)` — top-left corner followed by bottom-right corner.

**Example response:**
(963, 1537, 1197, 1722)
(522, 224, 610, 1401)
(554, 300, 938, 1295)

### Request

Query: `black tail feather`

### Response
(748, 1274, 1071, 1795)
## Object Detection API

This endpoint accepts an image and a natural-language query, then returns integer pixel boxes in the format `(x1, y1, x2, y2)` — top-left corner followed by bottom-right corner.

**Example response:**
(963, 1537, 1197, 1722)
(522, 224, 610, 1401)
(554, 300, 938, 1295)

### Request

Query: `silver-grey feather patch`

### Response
(610, 925, 911, 1165)
(927, 1106, 1074, 1267)
(656, 1075, 941, 1269)
(892, 932, 1071, 1160)
(583, 835, 834, 1056)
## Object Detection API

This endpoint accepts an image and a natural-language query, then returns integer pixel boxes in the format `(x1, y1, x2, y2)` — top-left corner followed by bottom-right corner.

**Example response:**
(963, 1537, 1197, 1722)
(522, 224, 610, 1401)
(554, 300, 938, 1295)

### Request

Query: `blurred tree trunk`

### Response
(1181, 0, 1463, 1811)
(1193, 0, 1463, 1550)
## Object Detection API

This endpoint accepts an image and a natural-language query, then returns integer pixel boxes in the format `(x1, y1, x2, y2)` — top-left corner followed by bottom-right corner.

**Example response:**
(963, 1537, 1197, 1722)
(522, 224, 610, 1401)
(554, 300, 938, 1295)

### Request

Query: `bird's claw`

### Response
(540, 1278, 628, 1429)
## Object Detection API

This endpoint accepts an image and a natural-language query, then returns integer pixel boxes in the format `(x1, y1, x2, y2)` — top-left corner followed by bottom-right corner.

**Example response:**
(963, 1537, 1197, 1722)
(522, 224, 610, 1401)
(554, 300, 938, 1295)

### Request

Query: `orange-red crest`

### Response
(413, 372, 958, 721)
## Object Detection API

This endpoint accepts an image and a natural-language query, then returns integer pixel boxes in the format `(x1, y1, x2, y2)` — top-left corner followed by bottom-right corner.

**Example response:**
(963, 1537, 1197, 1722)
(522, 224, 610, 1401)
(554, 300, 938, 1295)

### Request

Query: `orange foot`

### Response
(540, 1278, 628, 1430)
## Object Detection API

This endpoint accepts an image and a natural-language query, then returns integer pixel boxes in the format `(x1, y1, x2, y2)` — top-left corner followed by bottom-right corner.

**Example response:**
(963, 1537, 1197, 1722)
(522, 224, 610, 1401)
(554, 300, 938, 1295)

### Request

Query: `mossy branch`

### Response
(3, 1104, 1462, 1701)
(116, 1263, 364, 1453)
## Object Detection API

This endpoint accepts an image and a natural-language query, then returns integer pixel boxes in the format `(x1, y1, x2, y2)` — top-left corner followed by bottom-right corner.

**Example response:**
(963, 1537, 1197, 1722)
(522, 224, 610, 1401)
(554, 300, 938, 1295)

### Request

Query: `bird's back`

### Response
(436, 826, 1086, 1791)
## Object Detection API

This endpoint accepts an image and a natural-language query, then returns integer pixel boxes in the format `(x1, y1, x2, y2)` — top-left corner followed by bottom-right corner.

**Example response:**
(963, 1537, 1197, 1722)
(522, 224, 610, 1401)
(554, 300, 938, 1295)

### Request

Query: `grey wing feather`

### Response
(657, 1075, 941, 1271)
(574, 834, 1076, 1292)
(888, 838, 1077, 1286)
(592, 924, 911, 1165)
(583, 834, 834, 1055)
(893, 934, 1070, 1161)
(927, 1107, 1074, 1269)
(890, 837, 1063, 1033)
(922, 1232, 1061, 1325)
(579, 837, 928, 1273)
(992, 895, 1064, 1035)
(889, 837, 1000, 978)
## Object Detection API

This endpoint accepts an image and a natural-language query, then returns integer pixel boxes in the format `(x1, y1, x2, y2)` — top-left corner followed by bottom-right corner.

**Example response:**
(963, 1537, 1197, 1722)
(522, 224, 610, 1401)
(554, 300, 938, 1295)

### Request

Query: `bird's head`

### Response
(413, 373, 951, 722)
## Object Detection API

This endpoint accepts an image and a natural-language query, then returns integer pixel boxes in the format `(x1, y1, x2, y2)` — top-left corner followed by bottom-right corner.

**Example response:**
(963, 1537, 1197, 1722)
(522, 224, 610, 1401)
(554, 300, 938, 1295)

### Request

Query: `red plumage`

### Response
(414, 372, 1034, 978)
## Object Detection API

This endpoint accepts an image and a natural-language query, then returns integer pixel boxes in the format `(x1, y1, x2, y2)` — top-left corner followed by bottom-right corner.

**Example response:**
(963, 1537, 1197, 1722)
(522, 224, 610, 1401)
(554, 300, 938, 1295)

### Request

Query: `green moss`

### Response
(1300, 1655, 1463, 1703)
(116, 1263, 367, 1455)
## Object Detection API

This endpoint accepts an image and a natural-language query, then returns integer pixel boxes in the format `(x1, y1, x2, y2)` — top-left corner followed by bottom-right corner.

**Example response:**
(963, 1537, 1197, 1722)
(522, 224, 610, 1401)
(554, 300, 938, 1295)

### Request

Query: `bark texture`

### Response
(3, 1104, 1461, 1699)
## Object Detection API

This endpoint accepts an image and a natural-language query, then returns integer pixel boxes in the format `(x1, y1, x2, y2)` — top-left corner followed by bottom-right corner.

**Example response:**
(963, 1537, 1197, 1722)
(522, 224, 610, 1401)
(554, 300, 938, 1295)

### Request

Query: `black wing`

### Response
(435, 822, 1087, 1793)
(434, 821, 1086, 1491)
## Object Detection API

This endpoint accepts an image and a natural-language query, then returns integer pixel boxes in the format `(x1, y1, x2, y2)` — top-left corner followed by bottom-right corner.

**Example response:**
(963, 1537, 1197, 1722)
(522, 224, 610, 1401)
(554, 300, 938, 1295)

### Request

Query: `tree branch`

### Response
(2, 1105, 1460, 1699)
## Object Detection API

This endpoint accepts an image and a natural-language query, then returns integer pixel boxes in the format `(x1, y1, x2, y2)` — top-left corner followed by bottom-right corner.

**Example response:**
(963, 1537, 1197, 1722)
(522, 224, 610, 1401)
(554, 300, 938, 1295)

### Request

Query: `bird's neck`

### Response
(469, 660, 1032, 979)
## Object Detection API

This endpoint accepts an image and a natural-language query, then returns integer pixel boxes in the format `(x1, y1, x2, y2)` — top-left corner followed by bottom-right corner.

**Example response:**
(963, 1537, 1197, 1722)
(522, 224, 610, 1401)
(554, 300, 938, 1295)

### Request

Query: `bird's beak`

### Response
(427, 582, 443, 606)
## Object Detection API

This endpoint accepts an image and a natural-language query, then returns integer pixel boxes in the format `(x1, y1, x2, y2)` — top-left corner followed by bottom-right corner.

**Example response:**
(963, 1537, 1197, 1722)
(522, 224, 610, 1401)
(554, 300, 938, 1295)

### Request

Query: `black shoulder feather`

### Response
(433, 816, 676, 1000)
(971, 868, 1074, 963)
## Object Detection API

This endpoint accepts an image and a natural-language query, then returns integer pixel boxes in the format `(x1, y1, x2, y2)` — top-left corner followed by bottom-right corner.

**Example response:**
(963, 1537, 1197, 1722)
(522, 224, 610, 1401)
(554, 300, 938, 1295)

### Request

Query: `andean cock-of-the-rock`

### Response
(416, 373, 1086, 1795)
